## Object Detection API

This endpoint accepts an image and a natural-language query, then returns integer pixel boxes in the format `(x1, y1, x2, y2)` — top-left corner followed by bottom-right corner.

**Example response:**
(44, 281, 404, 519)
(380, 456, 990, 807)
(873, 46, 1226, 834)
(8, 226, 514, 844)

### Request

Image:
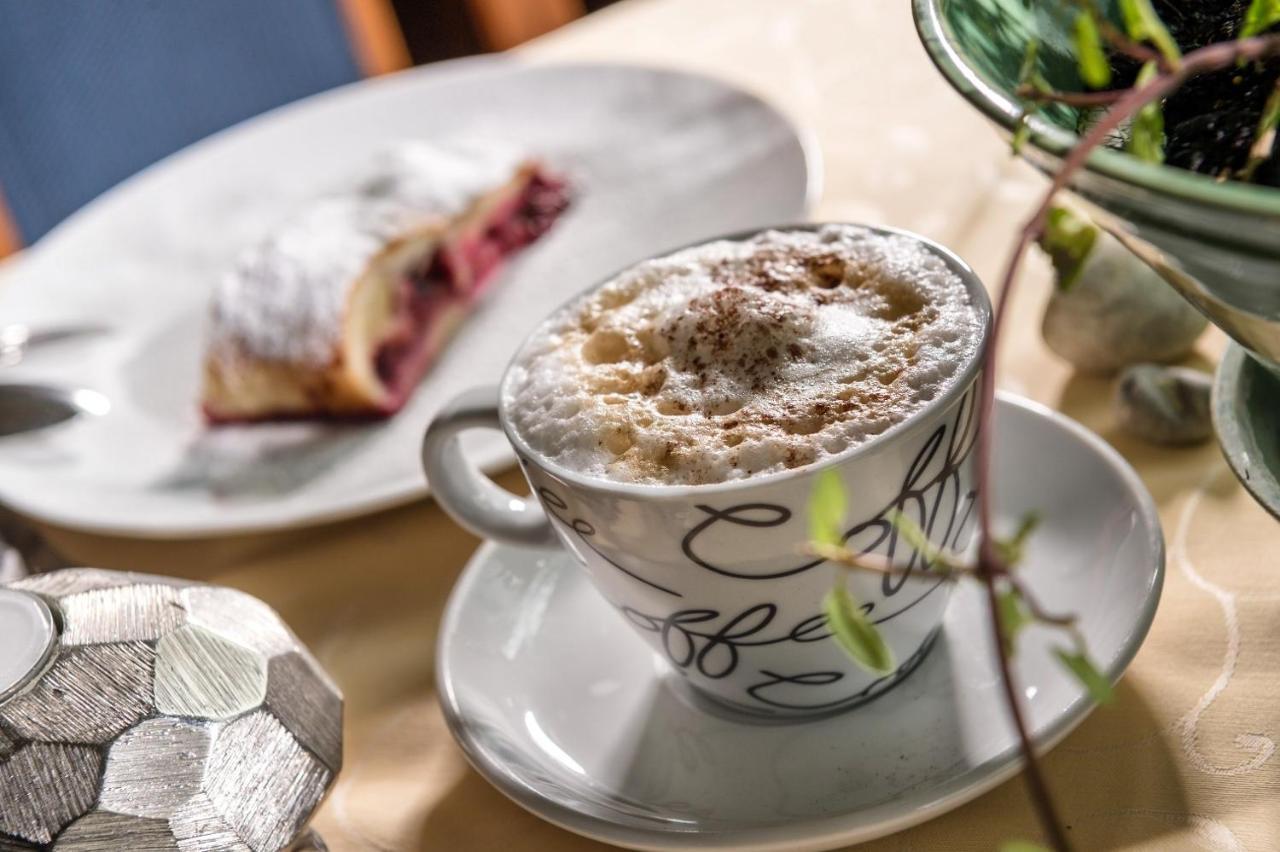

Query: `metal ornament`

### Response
(0, 569, 342, 851)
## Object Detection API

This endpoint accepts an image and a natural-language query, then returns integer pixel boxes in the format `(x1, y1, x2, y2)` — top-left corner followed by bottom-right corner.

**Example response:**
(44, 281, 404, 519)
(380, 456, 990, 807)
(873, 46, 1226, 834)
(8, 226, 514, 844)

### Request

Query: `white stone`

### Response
(1041, 226, 1206, 373)
(1113, 364, 1213, 446)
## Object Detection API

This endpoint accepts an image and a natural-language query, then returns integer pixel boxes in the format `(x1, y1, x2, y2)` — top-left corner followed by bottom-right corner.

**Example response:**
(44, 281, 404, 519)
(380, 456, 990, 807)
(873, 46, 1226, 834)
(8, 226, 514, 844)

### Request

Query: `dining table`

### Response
(13, 1, 1280, 849)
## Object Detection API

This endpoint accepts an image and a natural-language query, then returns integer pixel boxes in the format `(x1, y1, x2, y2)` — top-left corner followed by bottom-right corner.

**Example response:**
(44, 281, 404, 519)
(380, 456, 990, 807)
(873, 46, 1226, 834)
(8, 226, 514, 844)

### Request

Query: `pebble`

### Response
(1040, 219, 1206, 373)
(1113, 364, 1213, 446)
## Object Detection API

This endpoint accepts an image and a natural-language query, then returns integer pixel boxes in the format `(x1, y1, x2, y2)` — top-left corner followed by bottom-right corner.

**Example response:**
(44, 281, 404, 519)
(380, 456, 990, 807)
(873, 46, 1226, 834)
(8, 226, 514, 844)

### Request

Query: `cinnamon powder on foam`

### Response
(506, 225, 982, 485)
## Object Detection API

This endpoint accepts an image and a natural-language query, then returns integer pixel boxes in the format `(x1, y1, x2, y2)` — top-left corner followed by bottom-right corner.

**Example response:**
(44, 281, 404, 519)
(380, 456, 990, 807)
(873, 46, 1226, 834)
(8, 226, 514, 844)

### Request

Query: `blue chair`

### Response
(0, 2, 377, 245)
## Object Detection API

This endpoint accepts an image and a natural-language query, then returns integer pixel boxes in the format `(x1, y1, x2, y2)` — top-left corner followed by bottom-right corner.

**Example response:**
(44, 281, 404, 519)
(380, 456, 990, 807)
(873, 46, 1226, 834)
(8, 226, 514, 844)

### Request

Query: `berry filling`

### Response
(372, 172, 570, 404)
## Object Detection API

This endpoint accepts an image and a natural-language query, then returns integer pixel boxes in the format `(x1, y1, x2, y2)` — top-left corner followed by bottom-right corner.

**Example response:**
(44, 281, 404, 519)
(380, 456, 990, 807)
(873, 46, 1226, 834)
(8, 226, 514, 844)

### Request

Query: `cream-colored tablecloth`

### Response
(32, 1, 1280, 849)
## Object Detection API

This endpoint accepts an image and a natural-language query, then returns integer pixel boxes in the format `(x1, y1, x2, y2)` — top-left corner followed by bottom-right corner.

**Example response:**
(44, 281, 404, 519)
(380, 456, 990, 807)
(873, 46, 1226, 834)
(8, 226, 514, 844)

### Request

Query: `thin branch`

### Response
(805, 542, 977, 579)
(1068, 0, 1170, 70)
(977, 31, 1280, 851)
(1006, 575, 1078, 628)
(1016, 84, 1126, 107)
(977, 550, 1073, 849)
(1096, 18, 1167, 69)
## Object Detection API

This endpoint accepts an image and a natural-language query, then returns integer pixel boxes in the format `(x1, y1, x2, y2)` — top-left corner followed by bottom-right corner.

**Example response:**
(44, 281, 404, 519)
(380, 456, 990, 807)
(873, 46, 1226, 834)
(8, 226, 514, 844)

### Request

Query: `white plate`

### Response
(0, 58, 817, 537)
(437, 394, 1165, 851)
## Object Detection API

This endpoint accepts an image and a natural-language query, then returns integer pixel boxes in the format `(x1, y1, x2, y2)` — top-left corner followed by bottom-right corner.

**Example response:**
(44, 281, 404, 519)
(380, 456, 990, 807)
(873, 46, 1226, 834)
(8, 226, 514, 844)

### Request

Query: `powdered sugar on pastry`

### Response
(206, 141, 524, 367)
(505, 225, 983, 485)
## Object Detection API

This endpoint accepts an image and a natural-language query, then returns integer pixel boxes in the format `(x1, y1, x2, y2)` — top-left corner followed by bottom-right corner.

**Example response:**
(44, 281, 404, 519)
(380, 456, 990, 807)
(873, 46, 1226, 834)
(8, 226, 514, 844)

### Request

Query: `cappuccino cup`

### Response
(423, 224, 991, 717)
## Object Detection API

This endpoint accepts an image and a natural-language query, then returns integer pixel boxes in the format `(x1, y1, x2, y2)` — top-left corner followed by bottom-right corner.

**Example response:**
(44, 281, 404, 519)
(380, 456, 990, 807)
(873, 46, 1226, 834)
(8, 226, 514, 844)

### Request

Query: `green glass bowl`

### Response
(1213, 344, 1280, 521)
(913, 0, 1280, 375)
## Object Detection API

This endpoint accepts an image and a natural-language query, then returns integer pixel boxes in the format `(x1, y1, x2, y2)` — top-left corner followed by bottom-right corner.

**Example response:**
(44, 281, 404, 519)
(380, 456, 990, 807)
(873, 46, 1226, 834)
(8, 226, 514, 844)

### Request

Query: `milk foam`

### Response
(505, 226, 983, 485)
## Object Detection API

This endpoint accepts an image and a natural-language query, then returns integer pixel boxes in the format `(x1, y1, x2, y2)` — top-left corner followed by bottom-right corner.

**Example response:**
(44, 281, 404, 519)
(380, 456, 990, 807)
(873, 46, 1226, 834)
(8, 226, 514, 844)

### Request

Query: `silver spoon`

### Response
(0, 385, 84, 573)
(0, 323, 109, 367)
(0, 383, 109, 437)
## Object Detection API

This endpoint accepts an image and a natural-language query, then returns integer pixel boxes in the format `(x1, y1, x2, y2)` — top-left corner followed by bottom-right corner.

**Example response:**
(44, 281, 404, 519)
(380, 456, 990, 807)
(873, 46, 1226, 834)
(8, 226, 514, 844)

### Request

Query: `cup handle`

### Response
(422, 387, 559, 548)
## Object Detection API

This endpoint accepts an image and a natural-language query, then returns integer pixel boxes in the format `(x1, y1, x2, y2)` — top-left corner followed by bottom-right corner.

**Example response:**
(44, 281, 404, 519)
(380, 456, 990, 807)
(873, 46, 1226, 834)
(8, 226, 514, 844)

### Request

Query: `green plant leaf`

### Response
(1073, 12, 1113, 88)
(888, 509, 948, 571)
(1054, 648, 1115, 704)
(823, 584, 895, 674)
(1017, 38, 1040, 86)
(1242, 0, 1280, 37)
(995, 511, 1043, 565)
(809, 469, 847, 548)
(1119, 0, 1182, 64)
(889, 509, 929, 552)
(1128, 61, 1165, 163)
(1010, 511, 1042, 548)
(1012, 40, 1042, 156)
(1259, 81, 1280, 138)
(1241, 81, 1280, 180)
(996, 588, 1033, 655)
(1012, 110, 1033, 154)
(1000, 842, 1052, 852)
(1037, 206, 1098, 291)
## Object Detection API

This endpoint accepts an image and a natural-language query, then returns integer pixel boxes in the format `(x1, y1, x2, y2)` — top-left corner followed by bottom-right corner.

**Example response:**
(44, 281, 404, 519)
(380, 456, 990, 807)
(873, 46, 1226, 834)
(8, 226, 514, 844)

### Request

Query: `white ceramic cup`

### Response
(423, 224, 991, 717)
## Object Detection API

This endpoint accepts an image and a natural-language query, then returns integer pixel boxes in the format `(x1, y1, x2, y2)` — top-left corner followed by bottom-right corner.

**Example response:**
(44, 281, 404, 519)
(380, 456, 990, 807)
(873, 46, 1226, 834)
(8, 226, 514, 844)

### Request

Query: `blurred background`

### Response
(0, 0, 619, 257)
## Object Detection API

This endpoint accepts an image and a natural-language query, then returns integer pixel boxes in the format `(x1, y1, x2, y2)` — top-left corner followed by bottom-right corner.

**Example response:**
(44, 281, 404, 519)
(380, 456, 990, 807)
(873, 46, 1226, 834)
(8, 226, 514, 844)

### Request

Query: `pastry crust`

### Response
(202, 145, 567, 422)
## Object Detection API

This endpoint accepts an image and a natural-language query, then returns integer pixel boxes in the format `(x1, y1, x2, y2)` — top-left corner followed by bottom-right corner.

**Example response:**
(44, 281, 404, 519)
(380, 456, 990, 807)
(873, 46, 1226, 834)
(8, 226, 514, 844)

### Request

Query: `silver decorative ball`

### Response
(0, 569, 342, 851)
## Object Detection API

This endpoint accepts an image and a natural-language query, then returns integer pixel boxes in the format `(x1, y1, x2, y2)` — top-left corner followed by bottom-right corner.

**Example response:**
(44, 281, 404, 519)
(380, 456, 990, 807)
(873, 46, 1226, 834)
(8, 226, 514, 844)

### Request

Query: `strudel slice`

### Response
(202, 142, 570, 422)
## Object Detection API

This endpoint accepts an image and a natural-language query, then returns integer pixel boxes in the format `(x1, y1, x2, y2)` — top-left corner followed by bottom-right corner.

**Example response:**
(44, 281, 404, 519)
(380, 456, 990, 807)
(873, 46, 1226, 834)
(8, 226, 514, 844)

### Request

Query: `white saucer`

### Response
(437, 394, 1164, 852)
(0, 58, 815, 537)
